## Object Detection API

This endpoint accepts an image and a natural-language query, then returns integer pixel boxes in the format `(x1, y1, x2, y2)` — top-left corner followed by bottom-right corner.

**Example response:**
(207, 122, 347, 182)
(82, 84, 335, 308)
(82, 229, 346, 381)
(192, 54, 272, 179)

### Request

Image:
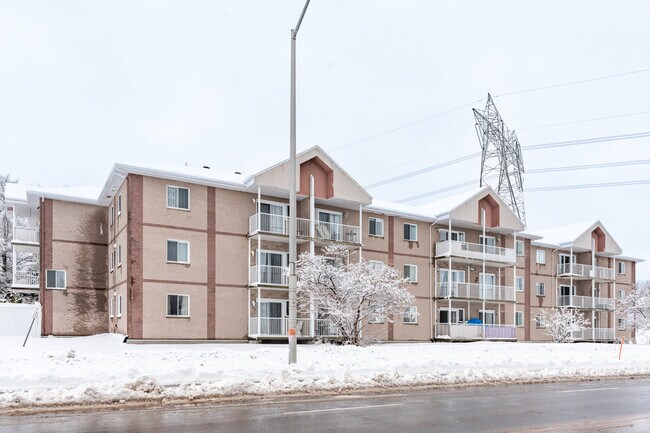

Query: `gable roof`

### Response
(530, 220, 623, 255)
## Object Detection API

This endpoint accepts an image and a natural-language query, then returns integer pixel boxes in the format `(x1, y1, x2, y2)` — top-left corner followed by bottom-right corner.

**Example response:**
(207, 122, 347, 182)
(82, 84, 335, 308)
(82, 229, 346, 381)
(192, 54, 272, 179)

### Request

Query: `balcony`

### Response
(436, 241, 515, 266)
(571, 328, 615, 342)
(249, 317, 340, 338)
(13, 226, 39, 244)
(437, 282, 515, 302)
(557, 263, 615, 281)
(557, 295, 615, 311)
(435, 323, 516, 341)
(13, 270, 39, 288)
(248, 213, 361, 244)
(249, 265, 289, 286)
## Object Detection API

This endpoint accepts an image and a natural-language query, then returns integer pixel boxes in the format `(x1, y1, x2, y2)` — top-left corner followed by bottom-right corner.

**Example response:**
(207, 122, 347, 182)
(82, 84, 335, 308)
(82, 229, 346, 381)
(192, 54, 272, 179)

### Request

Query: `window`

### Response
(618, 262, 626, 275)
(404, 306, 418, 324)
(369, 260, 383, 270)
(439, 308, 464, 324)
(536, 282, 545, 296)
(404, 224, 417, 241)
(479, 236, 496, 254)
(515, 240, 524, 256)
(167, 240, 190, 263)
(479, 309, 495, 325)
(167, 186, 190, 210)
(117, 294, 122, 317)
(618, 318, 626, 331)
(535, 314, 546, 328)
(440, 230, 465, 242)
(109, 205, 114, 226)
(515, 311, 524, 327)
(109, 247, 115, 272)
(117, 194, 122, 215)
(439, 269, 466, 297)
(167, 294, 190, 317)
(536, 249, 546, 265)
(618, 289, 625, 299)
(109, 295, 114, 318)
(368, 217, 384, 237)
(368, 305, 384, 324)
(404, 264, 417, 283)
(117, 245, 122, 267)
(515, 276, 524, 292)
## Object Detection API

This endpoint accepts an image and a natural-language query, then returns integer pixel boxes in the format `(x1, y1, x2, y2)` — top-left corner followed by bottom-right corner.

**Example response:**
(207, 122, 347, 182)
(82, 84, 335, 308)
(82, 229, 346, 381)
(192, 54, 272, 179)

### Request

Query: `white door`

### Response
(479, 310, 495, 325)
(439, 269, 465, 297)
(258, 252, 286, 284)
(260, 301, 284, 335)
(259, 203, 286, 233)
(480, 236, 496, 254)
(479, 273, 496, 300)
(318, 211, 342, 241)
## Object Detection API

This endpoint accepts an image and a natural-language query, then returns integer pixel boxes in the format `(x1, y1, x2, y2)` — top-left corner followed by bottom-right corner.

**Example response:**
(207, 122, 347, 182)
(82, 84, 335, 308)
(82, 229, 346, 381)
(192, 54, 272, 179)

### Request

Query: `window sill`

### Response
(166, 261, 190, 265)
(404, 239, 418, 242)
(403, 322, 418, 325)
(368, 234, 384, 238)
(166, 206, 191, 212)
(536, 294, 545, 297)
(166, 315, 191, 318)
(45, 287, 66, 291)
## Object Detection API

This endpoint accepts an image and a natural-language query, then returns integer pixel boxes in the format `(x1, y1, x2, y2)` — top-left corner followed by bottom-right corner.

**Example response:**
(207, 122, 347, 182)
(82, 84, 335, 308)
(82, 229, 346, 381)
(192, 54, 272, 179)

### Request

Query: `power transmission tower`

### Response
(473, 94, 526, 226)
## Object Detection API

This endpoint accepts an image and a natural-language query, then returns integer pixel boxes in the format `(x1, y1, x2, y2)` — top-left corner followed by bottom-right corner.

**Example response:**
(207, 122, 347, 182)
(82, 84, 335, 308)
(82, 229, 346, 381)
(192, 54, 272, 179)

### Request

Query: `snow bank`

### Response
(1, 334, 649, 408)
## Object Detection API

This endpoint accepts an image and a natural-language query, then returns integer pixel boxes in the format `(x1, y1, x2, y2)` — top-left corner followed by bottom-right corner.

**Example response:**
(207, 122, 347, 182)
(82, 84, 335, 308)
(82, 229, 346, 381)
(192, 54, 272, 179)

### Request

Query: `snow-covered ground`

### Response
(1, 334, 649, 409)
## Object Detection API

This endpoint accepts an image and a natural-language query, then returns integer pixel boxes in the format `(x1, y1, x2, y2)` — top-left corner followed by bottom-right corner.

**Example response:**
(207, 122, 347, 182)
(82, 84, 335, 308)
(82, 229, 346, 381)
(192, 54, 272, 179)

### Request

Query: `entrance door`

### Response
(260, 301, 284, 335)
(480, 236, 496, 254)
(479, 273, 496, 300)
(259, 202, 286, 233)
(318, 211, 342, 241)
(559, 254, 576, 274)
(439, 308, 465, 324)
(479, 310, 495, 325)
(439, 269, 466, 297)
(560, 285, 576, 296)
(259, 251, 286, 284)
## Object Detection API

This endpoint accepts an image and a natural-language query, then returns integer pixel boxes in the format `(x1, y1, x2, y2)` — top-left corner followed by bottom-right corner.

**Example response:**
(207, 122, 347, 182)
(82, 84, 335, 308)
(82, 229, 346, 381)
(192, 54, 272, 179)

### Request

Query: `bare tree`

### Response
(539, 307, 590, 343)
(296, 243, 415, 345)
(617, 280, 650, 343)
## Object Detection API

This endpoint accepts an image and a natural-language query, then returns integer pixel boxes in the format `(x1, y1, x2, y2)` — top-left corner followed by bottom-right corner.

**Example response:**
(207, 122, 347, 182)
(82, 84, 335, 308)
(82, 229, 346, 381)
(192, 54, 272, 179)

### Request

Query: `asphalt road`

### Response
(2, 379, 650, 433)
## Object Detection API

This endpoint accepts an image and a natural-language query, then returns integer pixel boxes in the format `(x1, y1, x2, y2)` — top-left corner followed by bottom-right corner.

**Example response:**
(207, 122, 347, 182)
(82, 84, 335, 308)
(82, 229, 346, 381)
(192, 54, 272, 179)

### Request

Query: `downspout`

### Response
(429, 218, 438, 342)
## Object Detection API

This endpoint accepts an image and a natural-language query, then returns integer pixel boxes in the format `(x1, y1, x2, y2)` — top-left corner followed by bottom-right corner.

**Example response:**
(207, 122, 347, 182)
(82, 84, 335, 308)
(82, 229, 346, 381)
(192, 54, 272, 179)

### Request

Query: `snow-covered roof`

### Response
(415, 185, 492, 218)
(365, 199, 435, 222)
(6, 183, 102, 205)
(530, 220, 600, 247)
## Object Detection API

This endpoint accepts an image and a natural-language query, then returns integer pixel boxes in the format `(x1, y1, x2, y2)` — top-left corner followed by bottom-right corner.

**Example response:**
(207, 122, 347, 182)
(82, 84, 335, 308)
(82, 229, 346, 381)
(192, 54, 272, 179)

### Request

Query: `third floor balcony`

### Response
(557, 263, 615, 281)
(249, 212, 361, 245)
(435, 240, 515, 266)
(13, 226, 39, 244)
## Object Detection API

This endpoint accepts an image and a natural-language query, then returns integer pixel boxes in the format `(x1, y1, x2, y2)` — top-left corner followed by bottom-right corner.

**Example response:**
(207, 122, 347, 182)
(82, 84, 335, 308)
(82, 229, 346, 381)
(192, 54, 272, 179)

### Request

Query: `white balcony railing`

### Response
(436, 241, 515, 265)
(557, 295, 615, 311)
(249, 317, 340, 338)
(571, 328, 615, 341)
(13, 270, 39, 287)
(249, 265, 289, 286)
(248, 213, 361, 244)
(557, 263, 615, 281)
(437, 282, 515, 302)
(436, 323, 516, 340)
(13, 227, 39, 244)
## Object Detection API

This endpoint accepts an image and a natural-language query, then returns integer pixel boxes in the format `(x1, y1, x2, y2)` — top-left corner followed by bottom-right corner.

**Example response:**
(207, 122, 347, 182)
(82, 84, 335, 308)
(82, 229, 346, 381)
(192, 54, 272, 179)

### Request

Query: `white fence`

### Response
(557, 263, 615, 281)
(436, 241, 515, 264)
(13, 227, 39, 243)
(437, 282, 515, 302)
(436, 323, 516, 340)
(0, 302, 41, 337)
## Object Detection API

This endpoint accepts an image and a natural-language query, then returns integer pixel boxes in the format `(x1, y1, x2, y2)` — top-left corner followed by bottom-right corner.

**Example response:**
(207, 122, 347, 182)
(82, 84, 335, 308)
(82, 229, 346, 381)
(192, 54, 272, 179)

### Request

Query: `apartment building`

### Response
(5, 146, 642, 342)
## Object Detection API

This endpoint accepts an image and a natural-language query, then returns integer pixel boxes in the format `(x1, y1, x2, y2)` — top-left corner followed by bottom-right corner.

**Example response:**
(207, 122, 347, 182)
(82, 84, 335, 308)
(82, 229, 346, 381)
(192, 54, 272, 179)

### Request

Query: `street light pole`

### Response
(289, 0, 311, 365)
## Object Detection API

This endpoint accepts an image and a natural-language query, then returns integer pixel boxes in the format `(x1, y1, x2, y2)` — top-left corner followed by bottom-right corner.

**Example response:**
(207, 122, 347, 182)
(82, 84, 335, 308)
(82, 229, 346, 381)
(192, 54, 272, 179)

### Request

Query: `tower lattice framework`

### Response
(473, 94, 526, 226)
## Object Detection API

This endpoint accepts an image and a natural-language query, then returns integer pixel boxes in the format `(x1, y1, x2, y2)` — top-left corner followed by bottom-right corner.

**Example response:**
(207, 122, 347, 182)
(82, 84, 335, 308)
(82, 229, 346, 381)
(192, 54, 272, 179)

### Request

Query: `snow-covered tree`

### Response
(0, 174, 16, 291)
(296, 243, 415, 345)
(617, 280, 650, 343)
(539, 307, 590, 343)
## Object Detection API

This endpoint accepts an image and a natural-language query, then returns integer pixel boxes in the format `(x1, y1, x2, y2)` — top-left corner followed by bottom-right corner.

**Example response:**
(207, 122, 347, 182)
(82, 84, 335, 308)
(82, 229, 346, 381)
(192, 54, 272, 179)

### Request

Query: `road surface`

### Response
(2, 378, 650, 432)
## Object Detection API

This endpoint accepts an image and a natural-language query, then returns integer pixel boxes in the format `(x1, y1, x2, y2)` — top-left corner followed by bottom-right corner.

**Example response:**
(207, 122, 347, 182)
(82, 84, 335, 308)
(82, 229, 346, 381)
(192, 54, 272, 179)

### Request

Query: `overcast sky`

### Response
(2, 1, 649, 278)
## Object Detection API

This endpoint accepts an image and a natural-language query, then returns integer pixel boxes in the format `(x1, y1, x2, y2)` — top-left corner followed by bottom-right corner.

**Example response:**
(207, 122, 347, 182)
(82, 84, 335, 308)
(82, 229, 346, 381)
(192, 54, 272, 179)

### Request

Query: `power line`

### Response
(493, 67, 650, 98)
(517, 109, 650, 131)
(364, 131, 650, 190)
(526, 179, 650, 192)
(397, 159, 650, 203)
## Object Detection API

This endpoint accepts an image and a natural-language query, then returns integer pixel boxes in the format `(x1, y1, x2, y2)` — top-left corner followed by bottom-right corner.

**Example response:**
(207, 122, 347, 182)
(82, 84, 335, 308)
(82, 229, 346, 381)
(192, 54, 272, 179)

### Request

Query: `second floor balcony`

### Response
(249, 212, 361, 244)
(249, 265, 289, 287)
(437, 282, 515, 302)
(436, 240, 515, 266)
(13, 270, 39, 288)
(557, 263, 615, 281)
(557, 295, 615, 311)
(13, 226, 39, 244)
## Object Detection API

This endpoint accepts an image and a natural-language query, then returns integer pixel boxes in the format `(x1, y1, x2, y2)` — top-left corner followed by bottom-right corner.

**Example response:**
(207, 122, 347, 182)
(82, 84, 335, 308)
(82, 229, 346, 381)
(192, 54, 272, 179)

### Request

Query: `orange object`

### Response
(288, 328, 296, 336)
(619, 337, 625, 360)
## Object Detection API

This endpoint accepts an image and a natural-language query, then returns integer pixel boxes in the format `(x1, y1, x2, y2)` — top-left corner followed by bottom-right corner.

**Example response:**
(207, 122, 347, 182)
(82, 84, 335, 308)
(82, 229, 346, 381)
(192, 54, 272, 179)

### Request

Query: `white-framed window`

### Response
(619, 289, 625, 299)
(515, 276, 524, 292)
(167, 240, 190, 263)
(167, 185, 190, 210)
(479, 309, 495, 325)
(439, 308, 464, 324)
(368, 217, 384, 237)
(167, 294, 190, 317)
(404, 306, 418, 324)
(618, 318, 626, 331)
(515, 240, 525, 256)
(117, 294, 122, 317)
(515, 311, 524, 327)
(109, 205, 114, 226)
(404, 223, 418, 241)
(117, 194, 122, 216)
(439, 230, 465, 242)
(109, 294, 114, 318)
(479, 235, 496, 253)
(536, 282, 545, 296)
(618, 262, 626, 275)
(109, 247, 115, 272)
(404, 264, 417, 283)
(536, 249, 546, 265)
(535, 314, 546, 328)
(369, 260, 383, 270)
(117, 245, 122, 267)
(368, 305, 384, 324)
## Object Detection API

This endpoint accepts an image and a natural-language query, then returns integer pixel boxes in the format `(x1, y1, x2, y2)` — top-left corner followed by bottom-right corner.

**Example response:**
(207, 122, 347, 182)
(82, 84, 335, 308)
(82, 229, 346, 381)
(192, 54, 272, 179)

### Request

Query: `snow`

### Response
(5, 183, 102, 204)
(115, 162, 249, 187)
(529, 220, 599, 247)
(1, 334, 649, 409)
